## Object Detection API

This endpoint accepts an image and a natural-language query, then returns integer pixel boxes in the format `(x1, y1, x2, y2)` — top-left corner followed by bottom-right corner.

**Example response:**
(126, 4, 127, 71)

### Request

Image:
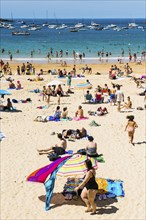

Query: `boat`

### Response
(12, 31, 30, 36)
(69, 28, 79, 32)
(42, 22, 49, 27)
(20, 25, 29, 28)
(106, 24, 117, 28)
(48, 24, 57, 29)
(91, 21, 100, 27)
(56, 24, 68, 29)
(74, 23, 85, 28)
(28, 26, 41, 31)
(128, 22, 138, 28)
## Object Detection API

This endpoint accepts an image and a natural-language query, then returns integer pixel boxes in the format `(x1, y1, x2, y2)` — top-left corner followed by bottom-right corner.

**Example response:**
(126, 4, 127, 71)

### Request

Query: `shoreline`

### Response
(1, 56, 145, 64)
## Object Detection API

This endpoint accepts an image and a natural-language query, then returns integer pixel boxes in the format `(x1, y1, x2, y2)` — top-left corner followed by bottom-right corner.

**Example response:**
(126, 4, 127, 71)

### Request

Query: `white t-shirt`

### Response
(116, 90, 124, 102)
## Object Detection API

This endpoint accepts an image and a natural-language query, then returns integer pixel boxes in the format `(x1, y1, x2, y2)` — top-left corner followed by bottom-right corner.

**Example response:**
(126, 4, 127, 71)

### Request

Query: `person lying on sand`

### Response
(62, 127, 87, 140)
(37, 133, 67, 155)
(88, 107, 108, 116)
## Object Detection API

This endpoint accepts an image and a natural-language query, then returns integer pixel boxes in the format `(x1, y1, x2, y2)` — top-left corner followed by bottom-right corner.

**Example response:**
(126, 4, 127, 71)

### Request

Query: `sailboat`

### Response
(42, 11, 49, 26)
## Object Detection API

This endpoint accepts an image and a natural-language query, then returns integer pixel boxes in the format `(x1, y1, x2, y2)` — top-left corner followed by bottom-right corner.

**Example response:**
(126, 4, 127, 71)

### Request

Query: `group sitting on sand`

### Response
(62, 127, 87, 140)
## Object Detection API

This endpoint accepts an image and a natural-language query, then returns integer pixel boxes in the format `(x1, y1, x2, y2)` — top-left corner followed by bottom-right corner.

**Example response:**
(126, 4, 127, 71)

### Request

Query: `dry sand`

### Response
(1, 61, 146, 220)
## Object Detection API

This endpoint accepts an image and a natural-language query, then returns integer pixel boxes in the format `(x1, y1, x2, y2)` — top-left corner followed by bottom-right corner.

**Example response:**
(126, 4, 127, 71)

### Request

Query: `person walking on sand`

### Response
(125, 115, 138, 145)
(75, 159, 98, 215)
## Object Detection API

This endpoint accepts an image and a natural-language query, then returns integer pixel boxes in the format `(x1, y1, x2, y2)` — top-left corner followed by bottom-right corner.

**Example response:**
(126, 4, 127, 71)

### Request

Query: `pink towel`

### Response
(73, 117, 88, 121)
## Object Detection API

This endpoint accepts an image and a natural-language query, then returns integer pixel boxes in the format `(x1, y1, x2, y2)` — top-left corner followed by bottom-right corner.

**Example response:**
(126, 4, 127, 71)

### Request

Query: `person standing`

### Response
(67, 72, 72, 92)
(115, 86, 124, 112)
(75, 159, 98, 214)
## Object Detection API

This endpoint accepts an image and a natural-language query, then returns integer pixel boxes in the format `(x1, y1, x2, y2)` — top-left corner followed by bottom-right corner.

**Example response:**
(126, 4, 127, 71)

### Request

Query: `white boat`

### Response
(20, 25, 29, 28)
(28, 26, 41, 31)
(91, 21, 100, 26)
(106, 24, 117, 28)
(48, 24, 57, 29)
(128, 22, 138, 28)
(42, 23, 49, 27)
(74, 23, 85, 28)
(56, 24, 68, 29)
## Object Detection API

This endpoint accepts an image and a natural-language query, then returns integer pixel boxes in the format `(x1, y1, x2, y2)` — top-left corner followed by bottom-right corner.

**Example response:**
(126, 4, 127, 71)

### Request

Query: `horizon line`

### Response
(1, 17, 146, 19)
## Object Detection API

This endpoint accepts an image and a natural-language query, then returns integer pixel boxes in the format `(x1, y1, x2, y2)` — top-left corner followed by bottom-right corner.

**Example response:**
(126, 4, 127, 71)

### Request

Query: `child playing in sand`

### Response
(125, 115, 138, 145)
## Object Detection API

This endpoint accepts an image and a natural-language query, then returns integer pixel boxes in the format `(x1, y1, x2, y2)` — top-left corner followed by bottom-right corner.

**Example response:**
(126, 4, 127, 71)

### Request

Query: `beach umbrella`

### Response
(0, 90, 11, 95)
(47, 80, 65, 86)
(57, 154, 98, 177)
(74, 83, 92, 90)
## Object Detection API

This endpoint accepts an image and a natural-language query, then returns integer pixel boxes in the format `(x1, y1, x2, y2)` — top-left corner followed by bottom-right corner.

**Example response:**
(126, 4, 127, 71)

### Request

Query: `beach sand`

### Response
(1, 61, 145, 220)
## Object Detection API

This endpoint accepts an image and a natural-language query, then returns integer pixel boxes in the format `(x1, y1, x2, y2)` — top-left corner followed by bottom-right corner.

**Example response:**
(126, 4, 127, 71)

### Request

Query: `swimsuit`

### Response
(85, 171, 98, 190)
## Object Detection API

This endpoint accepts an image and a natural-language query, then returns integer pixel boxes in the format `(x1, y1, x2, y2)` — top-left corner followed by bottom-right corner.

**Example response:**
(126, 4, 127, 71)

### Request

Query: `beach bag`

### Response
(77, 148, 86, 155)
(12, 99, 18, 103)
(137, 107, 144, 110)
(47, 153, 60, 161)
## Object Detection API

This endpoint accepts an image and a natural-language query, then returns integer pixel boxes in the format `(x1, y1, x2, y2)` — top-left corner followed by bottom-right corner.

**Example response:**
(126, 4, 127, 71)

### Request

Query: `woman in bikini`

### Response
(125, 115, 138, 145)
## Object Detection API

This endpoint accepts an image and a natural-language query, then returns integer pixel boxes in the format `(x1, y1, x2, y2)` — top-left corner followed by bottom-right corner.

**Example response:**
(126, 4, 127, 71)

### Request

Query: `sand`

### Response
(0, 61, 145, 220)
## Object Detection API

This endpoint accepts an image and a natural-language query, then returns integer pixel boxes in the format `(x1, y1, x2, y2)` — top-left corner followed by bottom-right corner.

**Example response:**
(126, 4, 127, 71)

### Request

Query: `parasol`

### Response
(0, 89, 11, 95)
(47, 80, 65, 86)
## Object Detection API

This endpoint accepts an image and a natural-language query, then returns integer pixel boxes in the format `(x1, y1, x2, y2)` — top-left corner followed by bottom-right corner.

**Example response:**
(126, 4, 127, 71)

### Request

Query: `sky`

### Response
(1, 0, 145, 19)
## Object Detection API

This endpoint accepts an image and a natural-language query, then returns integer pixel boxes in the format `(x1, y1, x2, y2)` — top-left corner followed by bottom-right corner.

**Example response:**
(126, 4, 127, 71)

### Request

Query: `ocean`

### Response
(0, 18, 146, 63)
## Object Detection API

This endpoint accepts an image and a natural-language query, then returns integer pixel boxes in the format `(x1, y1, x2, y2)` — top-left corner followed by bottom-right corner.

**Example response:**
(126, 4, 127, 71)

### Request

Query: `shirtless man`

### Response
(75, 105, 84, 118)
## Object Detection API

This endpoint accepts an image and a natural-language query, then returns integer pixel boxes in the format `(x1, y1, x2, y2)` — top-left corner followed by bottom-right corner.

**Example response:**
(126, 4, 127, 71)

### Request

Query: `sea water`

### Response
(0, 18, 145, 63)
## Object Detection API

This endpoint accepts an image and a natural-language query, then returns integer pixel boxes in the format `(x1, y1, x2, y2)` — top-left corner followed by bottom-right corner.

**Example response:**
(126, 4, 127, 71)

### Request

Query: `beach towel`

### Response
(60, 118, 72, 121)
(73, 117, 88, 121)
(44, 157, 70, 211)
(27, 155, 71, 183)
(37, 106, 48, 109)
(0, 132, 6, 141)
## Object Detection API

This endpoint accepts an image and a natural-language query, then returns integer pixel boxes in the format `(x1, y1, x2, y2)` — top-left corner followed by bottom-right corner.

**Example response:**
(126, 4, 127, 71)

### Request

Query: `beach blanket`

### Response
(63, 177, 124, 199)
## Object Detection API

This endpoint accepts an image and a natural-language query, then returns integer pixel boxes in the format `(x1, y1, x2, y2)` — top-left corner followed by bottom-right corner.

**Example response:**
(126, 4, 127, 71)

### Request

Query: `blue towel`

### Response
(44, 158, 69, 210)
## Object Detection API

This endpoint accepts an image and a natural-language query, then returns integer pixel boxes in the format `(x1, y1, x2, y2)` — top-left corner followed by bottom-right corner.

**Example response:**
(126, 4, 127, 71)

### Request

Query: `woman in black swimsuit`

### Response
(75, 159, 98, 214)
(56, 84, 64, 105)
